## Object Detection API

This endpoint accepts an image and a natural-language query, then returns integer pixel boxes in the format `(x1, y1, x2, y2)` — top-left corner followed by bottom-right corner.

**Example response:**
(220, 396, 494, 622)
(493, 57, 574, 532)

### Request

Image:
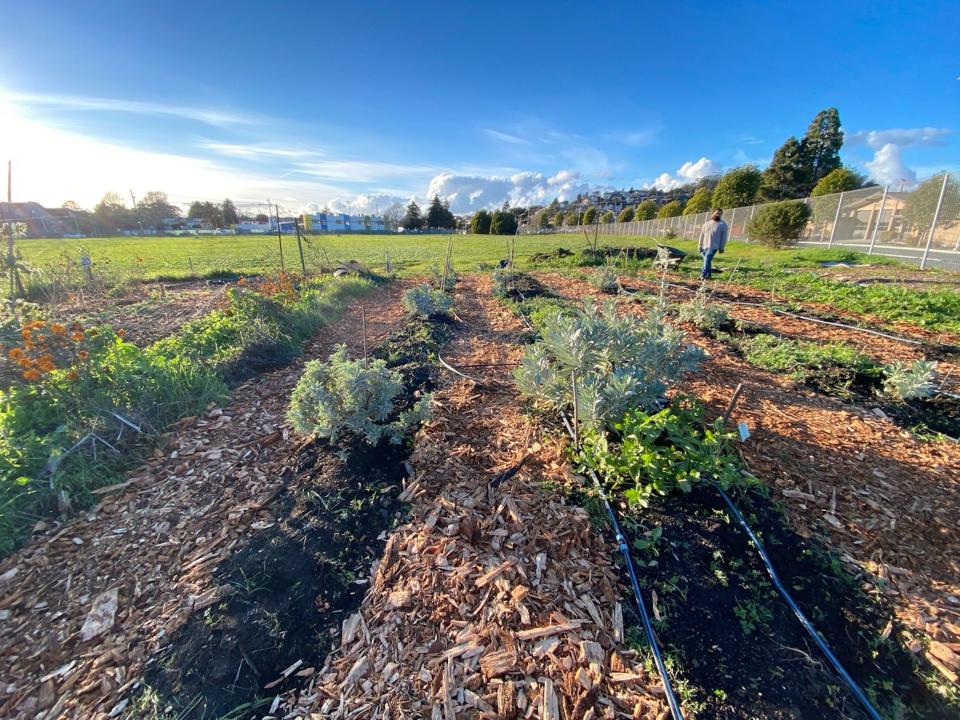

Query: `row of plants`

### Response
(510, 296, 950, 717)
(0, 274, 375, 554)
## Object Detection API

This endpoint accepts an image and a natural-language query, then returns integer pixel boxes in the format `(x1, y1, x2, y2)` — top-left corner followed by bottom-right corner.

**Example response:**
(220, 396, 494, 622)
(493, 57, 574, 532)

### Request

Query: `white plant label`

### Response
(738, 422, 751, 441)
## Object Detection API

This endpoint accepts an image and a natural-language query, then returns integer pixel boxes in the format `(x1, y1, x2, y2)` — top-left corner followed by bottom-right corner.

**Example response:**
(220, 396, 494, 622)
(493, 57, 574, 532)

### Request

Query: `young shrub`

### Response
(676, 287, 730, 330)
(287, 344, 432, 445)
(746, 200, 812, 248)
(578, 402, 742, 507)
(882, 360, 937, 401)
(402, 285, 453, 317)
(429, 262, 456, 291)
(592, 264, 619, 294)
(491, 267, 514, 298)
(514, 299, 703, 430)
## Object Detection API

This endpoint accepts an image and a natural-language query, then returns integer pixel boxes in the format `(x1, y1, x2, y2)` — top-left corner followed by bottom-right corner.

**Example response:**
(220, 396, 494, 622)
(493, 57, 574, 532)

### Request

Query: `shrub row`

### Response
(0, 275, 374, 553)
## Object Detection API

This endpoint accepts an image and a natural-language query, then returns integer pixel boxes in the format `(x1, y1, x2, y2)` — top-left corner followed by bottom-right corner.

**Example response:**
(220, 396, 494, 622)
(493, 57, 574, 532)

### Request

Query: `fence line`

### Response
(528, 172, 960, 270)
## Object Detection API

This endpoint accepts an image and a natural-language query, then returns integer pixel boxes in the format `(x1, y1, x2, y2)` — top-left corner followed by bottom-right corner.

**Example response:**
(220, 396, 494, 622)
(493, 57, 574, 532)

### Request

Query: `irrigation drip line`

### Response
(559, 412, 685, 720)
(713, 481, 883, 720)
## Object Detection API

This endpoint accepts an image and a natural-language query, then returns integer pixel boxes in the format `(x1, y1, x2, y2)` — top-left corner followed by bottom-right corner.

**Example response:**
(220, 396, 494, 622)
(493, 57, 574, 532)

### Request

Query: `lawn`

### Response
(14, 231, 904, 281)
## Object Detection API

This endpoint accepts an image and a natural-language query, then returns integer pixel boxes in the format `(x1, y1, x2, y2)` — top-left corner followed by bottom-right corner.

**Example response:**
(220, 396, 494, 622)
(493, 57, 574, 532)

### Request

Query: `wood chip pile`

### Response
(290, 276, 667, 719)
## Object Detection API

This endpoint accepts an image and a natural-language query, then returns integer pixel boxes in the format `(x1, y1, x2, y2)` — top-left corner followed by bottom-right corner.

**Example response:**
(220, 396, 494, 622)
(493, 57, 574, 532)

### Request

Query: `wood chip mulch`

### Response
(289, 275, 667, 719)
(535, 271, 960, 688)
(0, 281, 413, 720)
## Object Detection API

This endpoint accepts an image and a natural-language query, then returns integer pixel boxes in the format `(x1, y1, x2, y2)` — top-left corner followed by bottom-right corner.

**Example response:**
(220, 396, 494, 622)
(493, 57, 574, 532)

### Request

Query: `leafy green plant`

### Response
(514, 299, 703, 430)
(491, 267, 514, 298)
(676, 288, 730, 330)
(287, 344, 431, 444)
(402, 285, 453, 317)
(577, 402, 743, 507)
(735, 334, 875, 383)
(592, 264, 619, 294)
(881, 360, 937, 401)
(429, 262, 456, 291)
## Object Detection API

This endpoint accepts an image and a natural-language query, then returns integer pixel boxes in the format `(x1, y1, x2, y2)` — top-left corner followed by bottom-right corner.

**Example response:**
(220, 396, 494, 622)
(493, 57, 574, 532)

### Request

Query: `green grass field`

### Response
(14, 232, 906, 281)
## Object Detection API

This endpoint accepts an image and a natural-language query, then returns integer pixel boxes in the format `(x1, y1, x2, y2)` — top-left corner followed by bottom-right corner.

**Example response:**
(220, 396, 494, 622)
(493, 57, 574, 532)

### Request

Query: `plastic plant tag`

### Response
(738, 422, 751, 441)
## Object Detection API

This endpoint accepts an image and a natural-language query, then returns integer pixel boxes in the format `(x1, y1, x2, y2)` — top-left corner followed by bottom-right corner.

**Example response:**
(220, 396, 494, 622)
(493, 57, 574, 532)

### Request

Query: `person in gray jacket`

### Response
(698, 208, 728, 280)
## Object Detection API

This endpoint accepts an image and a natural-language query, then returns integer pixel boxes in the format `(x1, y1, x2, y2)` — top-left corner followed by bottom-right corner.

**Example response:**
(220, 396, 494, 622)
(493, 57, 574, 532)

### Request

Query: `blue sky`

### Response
(0, 1, 957, 214)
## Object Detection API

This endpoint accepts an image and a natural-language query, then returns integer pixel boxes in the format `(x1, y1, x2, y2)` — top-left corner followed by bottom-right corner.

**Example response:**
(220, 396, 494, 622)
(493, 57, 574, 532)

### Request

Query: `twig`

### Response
(721, 383, 745, 427)
(437, 353, 485, 387)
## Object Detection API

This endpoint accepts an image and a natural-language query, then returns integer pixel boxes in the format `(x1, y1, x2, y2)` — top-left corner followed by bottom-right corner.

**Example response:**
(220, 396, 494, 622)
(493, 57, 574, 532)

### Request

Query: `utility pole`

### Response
(130, 190, 144, 235)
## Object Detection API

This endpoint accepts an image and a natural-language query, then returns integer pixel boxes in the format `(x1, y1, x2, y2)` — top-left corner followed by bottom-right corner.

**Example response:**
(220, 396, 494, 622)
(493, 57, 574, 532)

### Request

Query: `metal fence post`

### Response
(827, 192, 845, 247)
(920, 172, 950, 270)
(867, 184, 888, 255)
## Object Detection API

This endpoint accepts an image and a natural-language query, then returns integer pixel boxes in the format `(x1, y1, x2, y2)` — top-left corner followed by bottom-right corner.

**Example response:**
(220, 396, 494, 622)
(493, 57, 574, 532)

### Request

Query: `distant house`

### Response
(301, 212, 385, 233)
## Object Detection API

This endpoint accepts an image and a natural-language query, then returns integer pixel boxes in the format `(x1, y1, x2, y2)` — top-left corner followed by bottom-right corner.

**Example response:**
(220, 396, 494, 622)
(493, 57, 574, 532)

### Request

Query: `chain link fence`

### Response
(537, 172, 960, 270)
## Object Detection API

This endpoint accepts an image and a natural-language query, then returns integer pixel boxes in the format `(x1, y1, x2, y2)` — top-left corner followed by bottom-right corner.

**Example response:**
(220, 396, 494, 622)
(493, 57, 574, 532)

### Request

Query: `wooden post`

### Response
(275, 203, 285, 271)
(722, 383, 745, 427)
(570, 370, 580, 449)
(295, 216, 307, 275)
(361, 304, 367, 366)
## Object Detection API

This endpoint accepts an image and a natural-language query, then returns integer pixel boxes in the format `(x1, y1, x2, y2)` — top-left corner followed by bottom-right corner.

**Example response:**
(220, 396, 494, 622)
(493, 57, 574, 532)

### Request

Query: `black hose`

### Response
(560, 413, 685, 720)
(714, 481, 883, 720)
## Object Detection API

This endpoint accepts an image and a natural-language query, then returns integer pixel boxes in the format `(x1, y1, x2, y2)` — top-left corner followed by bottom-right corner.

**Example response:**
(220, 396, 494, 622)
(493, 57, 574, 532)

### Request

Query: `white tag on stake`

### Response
(738, 422, 751, 441)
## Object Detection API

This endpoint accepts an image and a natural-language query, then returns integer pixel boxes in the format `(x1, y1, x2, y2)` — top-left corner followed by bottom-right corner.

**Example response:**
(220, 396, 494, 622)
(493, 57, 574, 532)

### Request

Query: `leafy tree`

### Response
(657, 200, 684, 218)
(537, 211, 552, 229)
(617, 207, 635, 223)
(401, 200, 423, 231)
(61, 200, 83, 211)
(810, 168, 865, 197)
(746, 200, 812, 248)
(800, 108, 843, 189)
(425, 194, 455, 229)
(582, 207, 598, 225)
(222, 198, 239, 226)
(600, 210, 616, 223)
(254, 213, 269, 223)
(682, 187, 713, 215)
(554, 212, 566, 227)
(490, 209, 518, 235)
(902, 175, 960, 231)
(138, 191, 180, 232)
(635, 200, 657, 220)
(712, 166, 762, 209)
(469, 209, 491, 234)
(93, 192, 130, 233)
(564, 210, 580, 226)
(759, 137, 810, 201)
(188, 201, 223, 227)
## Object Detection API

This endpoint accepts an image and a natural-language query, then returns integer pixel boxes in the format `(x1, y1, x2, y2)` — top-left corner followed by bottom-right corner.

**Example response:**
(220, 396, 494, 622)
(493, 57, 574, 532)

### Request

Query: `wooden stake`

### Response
(361, 305, 367, 365)
(295, 216, 307, 276)
(571, 371, 580, 449)
(275, 203, 284, 271)
(722, 383, 745, 427)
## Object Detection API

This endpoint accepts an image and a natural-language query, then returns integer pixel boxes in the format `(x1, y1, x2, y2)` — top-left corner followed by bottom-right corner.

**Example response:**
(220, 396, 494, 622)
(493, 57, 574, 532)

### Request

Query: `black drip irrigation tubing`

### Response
(560, 409, 885, 720)
(712, 480, 883, 720)
(558, 412, 686, 720)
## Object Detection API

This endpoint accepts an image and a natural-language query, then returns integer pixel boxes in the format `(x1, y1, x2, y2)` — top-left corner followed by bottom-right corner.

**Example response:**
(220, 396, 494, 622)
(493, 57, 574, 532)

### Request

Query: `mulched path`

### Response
(0, 280, 414, 720)
(289, 275, 668, 719)
(534, 271, 960, 686)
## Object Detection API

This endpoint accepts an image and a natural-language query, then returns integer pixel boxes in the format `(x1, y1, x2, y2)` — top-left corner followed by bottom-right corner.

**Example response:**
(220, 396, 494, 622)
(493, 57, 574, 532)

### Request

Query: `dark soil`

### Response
(502, 272, 553, 302)
(623, 484, 952, 719)
(140, 315, 449, 719)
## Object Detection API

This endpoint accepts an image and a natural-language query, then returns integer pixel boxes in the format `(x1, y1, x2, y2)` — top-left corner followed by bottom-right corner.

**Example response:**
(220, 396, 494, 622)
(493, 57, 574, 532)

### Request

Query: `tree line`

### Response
(59, 193, 252, 235)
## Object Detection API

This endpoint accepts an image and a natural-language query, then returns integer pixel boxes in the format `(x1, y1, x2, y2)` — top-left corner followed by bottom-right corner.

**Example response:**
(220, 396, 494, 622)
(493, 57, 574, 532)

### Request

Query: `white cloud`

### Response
(865, 143, 916, 186)
(643, 157, 722, 190)
(425, 170, 593, 213)
(848, 127, 952, 185)
(199, 141, 325, 159)
(292, 159, 440, 182)
(0, 90, 257, 127)
(483, 128, 531, 145)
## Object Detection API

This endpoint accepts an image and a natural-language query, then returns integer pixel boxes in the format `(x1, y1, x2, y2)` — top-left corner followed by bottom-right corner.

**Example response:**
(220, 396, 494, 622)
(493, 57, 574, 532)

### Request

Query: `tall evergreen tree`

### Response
(759, 137, 811, 201)
(425, 195, 455, 229)
(800, 108, 843, 191)
(401, 200, 423, 231)
(221, 198, 239, 226)
(469, 209, 491, 234)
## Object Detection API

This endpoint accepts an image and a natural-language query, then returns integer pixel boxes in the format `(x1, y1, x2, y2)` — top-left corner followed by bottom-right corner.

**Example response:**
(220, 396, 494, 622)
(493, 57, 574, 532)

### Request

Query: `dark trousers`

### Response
(700, 249, 718, 279)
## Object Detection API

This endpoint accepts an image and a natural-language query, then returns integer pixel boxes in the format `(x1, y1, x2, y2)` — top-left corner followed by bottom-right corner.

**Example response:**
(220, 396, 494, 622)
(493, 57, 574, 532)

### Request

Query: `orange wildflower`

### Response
(50, 323, 67, 335)
(77, 350, 89, 361)
(22, 369, 41, 382)
(71, 331, 85, 342)
(7, 347, 25, 361)
(117, 328, 127, 338)
(66, 371, 78, 381)
(37, 355, 56, 373)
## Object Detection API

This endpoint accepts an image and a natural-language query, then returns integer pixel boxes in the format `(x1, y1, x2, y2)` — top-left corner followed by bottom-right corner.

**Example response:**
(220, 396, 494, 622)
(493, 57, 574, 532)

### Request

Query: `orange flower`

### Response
(21, 329, 31, 341)
(77, 350, 89, 361)
(22, 369, 41, 382)
(36, 355, 56, 373)
(71, 331, 85, 342)
(24, 320, 45, 330)
(66, 371, 78, 381)
(50, 323, 67, 335)
(117, 328, 127, 338)
(16, 357, 33, 368)
(7, 347, 25, 361)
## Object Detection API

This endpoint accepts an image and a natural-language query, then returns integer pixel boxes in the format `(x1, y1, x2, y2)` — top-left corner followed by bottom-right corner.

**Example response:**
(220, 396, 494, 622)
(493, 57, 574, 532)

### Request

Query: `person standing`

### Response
(698, 208, 728, 280)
